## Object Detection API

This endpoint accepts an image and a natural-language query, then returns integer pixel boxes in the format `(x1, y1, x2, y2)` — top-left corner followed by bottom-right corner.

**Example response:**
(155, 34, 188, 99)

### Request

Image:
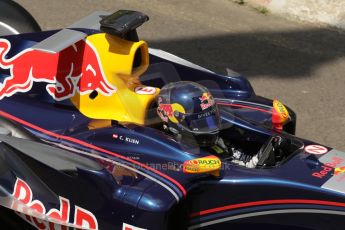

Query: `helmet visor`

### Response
(182, 110, 221, 134)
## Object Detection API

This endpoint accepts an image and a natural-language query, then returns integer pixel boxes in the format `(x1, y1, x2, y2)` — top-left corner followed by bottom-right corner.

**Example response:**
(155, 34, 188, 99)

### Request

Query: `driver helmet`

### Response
(156, 81, 221, 147)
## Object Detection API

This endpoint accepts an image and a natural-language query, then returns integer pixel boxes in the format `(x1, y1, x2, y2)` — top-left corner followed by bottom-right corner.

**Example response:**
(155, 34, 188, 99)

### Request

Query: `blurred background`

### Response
(14, 0, 345, 150)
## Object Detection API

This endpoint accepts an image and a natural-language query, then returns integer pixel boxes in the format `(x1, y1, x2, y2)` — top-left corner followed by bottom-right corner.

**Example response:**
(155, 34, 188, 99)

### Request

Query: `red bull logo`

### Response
(199, 92, 214, 110)
(335, 166, 345, 176)
(157, 101, 185, 124)
(157, 103, 174, 122)
(11, 177, 98, 229)
(0, 38, 116, 101)
(312, 156, 343, 179)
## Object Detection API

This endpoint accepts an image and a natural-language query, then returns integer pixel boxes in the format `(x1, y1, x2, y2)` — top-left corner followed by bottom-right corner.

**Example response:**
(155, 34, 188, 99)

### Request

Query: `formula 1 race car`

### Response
(0, 8, 345, 230)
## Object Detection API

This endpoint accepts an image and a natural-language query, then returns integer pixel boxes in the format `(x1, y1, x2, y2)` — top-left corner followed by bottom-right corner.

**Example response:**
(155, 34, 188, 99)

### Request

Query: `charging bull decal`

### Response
(0, 38, 116, 101)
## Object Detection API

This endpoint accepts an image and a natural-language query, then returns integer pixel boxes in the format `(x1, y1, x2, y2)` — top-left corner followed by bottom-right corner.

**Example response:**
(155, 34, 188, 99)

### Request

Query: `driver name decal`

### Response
(112, 134, 140, 145)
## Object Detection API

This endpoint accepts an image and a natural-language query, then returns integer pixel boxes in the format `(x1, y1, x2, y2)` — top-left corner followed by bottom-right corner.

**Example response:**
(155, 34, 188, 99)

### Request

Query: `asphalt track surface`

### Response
(16, 0, 345, 151)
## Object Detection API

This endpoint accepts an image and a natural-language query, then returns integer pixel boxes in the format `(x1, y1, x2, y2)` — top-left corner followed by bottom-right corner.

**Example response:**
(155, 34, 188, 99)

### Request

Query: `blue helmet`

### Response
(156, 81, 221, 146)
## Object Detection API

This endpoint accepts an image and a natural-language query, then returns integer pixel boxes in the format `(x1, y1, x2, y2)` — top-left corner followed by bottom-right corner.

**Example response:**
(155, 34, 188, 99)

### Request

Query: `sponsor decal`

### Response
(334, 166, 345, 176)
(123, 223, 147, 230)
(183, 155, 221, 175)
(312, 156, 343, 179)
(157, 104, 173, 122)
(197, 107, 216, 119)
(157, 103, 185, 124)
(0, 38, 116, 101)
(134, 86, 156, 95)
(11, 177, 98, 229)
(199, 92, 215, 110)
(320, 150, 345, 193)
(305, 145, 328, 155)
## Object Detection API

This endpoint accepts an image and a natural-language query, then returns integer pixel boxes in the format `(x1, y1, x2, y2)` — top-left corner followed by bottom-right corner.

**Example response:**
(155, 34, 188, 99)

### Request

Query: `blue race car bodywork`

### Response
(0, 10, 343, 230)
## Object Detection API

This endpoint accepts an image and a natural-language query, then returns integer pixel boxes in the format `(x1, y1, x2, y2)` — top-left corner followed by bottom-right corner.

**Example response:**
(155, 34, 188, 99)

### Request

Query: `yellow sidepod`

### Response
(71, 33, 160, 125)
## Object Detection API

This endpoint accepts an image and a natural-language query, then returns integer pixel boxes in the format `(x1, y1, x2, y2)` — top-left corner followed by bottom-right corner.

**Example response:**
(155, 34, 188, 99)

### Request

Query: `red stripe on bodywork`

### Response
(0, 110, 187, 197)
(190, 199, 345, 217)
(217, 102, 272, 114)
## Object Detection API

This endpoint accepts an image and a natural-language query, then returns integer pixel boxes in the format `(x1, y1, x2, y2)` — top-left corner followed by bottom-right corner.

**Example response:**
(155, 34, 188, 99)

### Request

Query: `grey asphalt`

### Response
(16, 0, 345, 151)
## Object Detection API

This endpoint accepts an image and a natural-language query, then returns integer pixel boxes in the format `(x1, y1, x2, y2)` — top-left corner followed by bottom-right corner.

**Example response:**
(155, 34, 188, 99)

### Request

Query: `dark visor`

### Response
(183, 112, 220, 133)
